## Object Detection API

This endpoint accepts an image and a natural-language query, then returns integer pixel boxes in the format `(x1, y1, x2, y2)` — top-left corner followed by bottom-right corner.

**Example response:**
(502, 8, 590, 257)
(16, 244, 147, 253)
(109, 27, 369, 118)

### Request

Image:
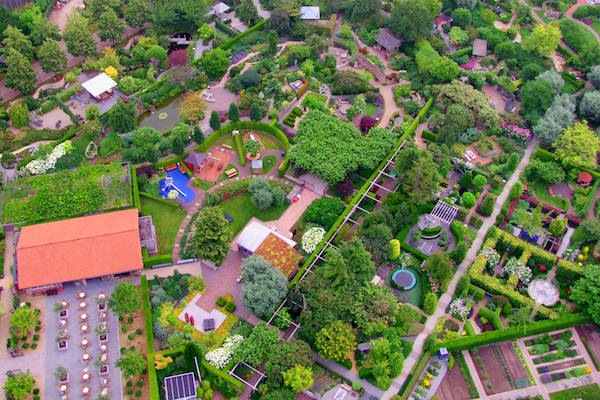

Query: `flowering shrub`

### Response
(480, 248, 500, 268)
(503, 257, 532, 283)
(25, 141, 72, 175)
(501, 121, 531, 144)
(449, 298, 470, 321)
(205, 334, 243, 369)
(301, 227, 325, 254)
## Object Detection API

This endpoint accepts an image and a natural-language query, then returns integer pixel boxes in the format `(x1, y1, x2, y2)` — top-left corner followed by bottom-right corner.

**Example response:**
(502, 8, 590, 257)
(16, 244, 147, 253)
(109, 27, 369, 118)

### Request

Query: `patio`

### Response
(177, 293, 227, 333)
(44, 279, 124, 400)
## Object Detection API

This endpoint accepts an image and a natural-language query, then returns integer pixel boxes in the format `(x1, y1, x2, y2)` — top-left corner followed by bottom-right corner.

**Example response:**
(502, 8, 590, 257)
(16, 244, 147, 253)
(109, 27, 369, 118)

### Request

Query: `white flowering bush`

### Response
(204, 334, 243, 369)
(449, 298, 470, 321)
(301, 227, 325, 254)
(25, 141, 72, 175)
(480, 248, 500, 268)
(503, 257, 532, 283)
(167, 190, 179, 200)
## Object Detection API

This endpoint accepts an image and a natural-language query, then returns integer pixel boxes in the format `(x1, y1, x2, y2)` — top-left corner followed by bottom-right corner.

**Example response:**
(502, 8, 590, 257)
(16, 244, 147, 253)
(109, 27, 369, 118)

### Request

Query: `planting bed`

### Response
(537, 358, 586, 373)
(435, 362, 473, 400)
(495, 341, 532, 388)
(576, 324, 600, 369)
(470, 345, 512, 395)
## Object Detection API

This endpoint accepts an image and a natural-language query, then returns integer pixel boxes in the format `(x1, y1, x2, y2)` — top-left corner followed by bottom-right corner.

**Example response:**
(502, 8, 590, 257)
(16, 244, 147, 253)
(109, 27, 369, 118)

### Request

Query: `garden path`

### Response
(274, 188, 320, 238)
(252, 0, 271, 19)
(414, 124, 427, 149)
(494, 10, 517, 32)
(0, 229, 16, 359)
(382, 139, 538, 400)
(556, 227, 574, 257)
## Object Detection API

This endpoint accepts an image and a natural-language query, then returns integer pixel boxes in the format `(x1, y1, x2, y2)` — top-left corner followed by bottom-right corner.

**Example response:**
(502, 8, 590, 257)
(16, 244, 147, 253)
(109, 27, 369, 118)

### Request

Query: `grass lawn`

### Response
(302, 92, 328, 108)
(257, 133, 284, 151)
(534, 9, 552, 24)
(592, 22, 600, 36)
(221, 193, 289, 235)
(141, 197, 187, 254)
(532, 180, 569, 211)
(550, 384, 600, 399)
(218, 163, 238, 183)
(215, 135, 235, 147)
(363, 103, 378, 117)
(261, 155, 277, 174)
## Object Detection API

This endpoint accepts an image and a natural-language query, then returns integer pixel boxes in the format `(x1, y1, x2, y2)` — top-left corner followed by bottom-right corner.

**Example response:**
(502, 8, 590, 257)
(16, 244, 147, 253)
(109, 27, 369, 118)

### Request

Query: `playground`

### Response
(159, 167, 196, 203)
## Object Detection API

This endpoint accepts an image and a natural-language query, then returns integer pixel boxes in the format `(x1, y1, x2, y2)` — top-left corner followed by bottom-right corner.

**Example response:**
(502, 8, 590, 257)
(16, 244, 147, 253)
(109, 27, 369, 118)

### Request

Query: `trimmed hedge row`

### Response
(464, 320, 476, 336)
(233, 131, 246, 166)
(132, 166, 142, 210)
(478, 306, 504, 331)
(332, 37, 359, 56)
(199, 358, 245, 397)
(397, 351, 431, 400)
(143, 253, 173, 268)
(436, 313, 592, 352)
(218, 19, 267, 51)
(140, 191, 181, 208)
(417, 98, 434, 119)
(421, 130, 438, 142)
(141, 276, 159, 400)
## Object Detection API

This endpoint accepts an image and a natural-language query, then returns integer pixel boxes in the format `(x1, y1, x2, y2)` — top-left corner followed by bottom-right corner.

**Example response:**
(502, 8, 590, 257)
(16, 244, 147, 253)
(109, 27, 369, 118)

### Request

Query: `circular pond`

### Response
(392, 269, 417, 290)
(527, 278, 559, 306)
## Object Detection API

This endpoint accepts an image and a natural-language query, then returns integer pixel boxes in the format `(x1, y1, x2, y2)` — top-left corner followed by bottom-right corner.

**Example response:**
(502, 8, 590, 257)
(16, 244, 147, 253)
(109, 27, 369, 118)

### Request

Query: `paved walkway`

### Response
(382, 139, 538, 400)
(274, 188, 320, 238)
(463, 350, 488, 399)
(252, 0, 271, 19)
(313, 353, 384, 399)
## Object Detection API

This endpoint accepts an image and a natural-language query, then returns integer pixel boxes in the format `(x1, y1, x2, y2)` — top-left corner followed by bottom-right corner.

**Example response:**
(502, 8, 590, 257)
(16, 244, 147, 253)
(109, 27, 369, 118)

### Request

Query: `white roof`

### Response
(252, 159, 263, 168)
(300, 6, 320, 19)
(81, 73, 117, 98)
(211, 1, 230, 14)
(237, 220, 296, 253)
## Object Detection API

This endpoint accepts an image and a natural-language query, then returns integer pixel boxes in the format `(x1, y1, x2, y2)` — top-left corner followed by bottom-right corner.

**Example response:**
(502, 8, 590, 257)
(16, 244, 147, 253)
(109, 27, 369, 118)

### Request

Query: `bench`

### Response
(166, 164, 177, 171)
(222, 144, 233, 150)
(225, 168, 238, 178)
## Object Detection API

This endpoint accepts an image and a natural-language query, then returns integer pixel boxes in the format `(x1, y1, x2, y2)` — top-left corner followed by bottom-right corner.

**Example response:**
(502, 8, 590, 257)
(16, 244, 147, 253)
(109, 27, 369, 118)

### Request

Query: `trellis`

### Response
(228, 361, 266, 391)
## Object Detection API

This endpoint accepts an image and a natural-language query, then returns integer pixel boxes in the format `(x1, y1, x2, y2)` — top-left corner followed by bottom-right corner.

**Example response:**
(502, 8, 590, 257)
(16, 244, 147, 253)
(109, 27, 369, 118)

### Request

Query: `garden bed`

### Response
(470, 345, 513, 394)
(435, 358, 474, 400)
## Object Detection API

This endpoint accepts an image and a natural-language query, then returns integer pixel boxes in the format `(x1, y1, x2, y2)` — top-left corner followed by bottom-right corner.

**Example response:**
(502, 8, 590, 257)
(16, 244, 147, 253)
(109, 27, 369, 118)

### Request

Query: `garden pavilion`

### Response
(82, 72, 118, 102)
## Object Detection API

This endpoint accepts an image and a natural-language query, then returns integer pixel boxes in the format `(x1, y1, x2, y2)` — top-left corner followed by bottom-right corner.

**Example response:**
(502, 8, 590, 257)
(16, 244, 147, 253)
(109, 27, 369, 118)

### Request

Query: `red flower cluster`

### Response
(536, 263, 547, 272)
(568, 289, 572, 295)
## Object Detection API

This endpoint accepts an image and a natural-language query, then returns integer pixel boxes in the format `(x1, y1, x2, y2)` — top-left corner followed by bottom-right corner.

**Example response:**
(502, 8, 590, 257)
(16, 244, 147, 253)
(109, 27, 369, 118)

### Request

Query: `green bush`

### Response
(225, 302, 236, 312)
(478, 194, 496, 217)
(422, 225, 442, 237)
(142, 253, 173, 268)
(7, 102, 30, 128)
(216, 297, 226, 307)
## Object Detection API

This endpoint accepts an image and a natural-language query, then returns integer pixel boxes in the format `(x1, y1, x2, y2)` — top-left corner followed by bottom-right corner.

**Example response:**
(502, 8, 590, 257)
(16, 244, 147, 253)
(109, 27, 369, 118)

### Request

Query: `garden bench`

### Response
(225, 168, 238, 178)
(222, 144, 233, 150)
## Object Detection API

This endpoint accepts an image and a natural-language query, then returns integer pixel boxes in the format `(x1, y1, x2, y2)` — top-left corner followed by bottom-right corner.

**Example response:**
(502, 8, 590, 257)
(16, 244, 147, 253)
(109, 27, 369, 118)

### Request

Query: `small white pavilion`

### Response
(81, 73, 118, 101)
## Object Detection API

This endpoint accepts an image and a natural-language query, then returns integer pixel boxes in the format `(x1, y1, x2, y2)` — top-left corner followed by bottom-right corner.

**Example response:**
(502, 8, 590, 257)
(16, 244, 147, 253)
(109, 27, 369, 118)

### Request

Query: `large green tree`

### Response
(30, 16, 60, 46)
(115, 348, 147, 378)
(510, 204, 549, 237)
(345, 0, 380, 20)
(109, 99, 137, 133)
(570, 264, 600, 324)
(152, 0, 207, 32)
(9, 306, 37, 336)
(4, 49, 37, 94)
(98, 8, 125, 43)
(520, 79, 554, 124)
(283, 365, 314, 392)
(579, 91, 600, 124)
(64, 13, 96, 57)
(423, 251, 453, 292)
(554, 122, 600, 169)
(389, 0, 433, 43)
(193, 206, 233, 266)
(395, 144, 442, 207)
(2, 25, 35, 60)
(199, 48, 230, 80)
(38, 39, 67, 74)
(238, 0, 259, 25)
(125, 0, 152, 28)
(108, 281, 141, 317)
(263, 340, 314, 393)
(233, 322, 280, 366)
(523, 23, 562, 56)
(240, 255, 288, 318)
(315, 320, 356, 362)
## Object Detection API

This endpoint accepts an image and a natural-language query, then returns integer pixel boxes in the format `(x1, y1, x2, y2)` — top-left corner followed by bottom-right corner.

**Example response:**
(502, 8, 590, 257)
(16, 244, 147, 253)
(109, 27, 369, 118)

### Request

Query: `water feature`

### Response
(138, 95, 183, 132)
(392, 269, 417, 291)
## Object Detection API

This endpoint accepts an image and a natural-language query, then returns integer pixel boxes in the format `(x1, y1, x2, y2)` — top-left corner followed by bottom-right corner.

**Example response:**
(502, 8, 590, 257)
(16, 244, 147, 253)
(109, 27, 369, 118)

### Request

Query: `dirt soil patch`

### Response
(496, 341, 531, 385)
(118, 310, 150, 400)
(435, 363, 472, 400)
(576, 324, 600, 367)
(470, 345, 512, 395)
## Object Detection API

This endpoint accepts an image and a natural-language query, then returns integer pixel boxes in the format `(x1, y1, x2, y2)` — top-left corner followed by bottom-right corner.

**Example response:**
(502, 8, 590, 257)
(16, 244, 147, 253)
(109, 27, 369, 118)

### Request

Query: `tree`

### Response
(523, 23, 561, 56)
(422, 292, 438, 315)
(300, 59, 314, 78)
(38, 39, 67, 74)
(115, 348, 146, 378)
(193, 126, 204, 144)
(10, 306, 37, 336)
(473, 174, 487, 188)
(524, 159, 566, 185)
(579, 91, 600, 124)
(198, 24, 214, 41)
(430, 57, 459, 83)
(249, 102, 264, 121)
(536, 70, 564, 95)
(168, 49, 188, 68)
(252, 188, 273, 210)
(144, 45, 167, 63)
(315, 320, 356, 363)
(533, 94, 576, 147)
(179, 92, 207, 123)
(266, 30, 278, 55)
(265, 8, 290, 35)
(589, 65, 600, 89)
(241, 255, 288, 319)
(511, 306, 531, 334)
(577, 218, 600, 244)
(125, 0, 151, 28)
(4, 49, 37, 94)
(209, 110, 221, 131)
(456, 0, 477, 9)
(554, 122, 600, 169)
(238, 0, 259, 25)
(495, 41, 515, 60)
(228, 102, 240, 122)
(200, 48, 230, 80)
(510, 180, 524, 200)
(108, 282, 141, 317)
(109, 99, 137, 133)
(3, 372, 35, 399)
(549, 216, 567, 237)
(171, 136, 184, 155)
(304, 198, 346, 230)
(30, 16, 60, 46)
(283, 365, 314, 392)
(520, 79, 555, 124)
(449, 27, 469, 46)
(359, 221, 393, 266)
(346, 0, 380, 20)
(451, 8, 472, 28)
(64, 13, 96, 57)
(462, 192, 475, 208)
(7, 102, 30, 128)
(331, 70, 369, 95)
(306, 34, 328, 58)
(511, 204, 549, 237)
(570, 264, 600, 324)
(389, 1, 433, 43)
(98, 8, 125, 43)
(193, 206, 233, 266)
(424, 251, 453, 291)
(241, 68, 261, 88)
(395, 144, 442, 207)
(3, 25, 35, 60)
(245, 139, 261, 157)
(233, 322, 280, 366)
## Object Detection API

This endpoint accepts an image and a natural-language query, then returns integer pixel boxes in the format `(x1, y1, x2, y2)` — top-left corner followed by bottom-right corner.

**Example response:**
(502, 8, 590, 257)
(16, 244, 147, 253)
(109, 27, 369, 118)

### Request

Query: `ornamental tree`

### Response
(579, 91, 600, 124)
(283, 365, 314, 392)
(571, 264, 600, 324)
(315, 320, 356, 363)
(3, 372, 35, 399)
(3, 25, 35, 60)
(108, 282, 141, 318)
(98, 8, 125, 43)
(462, 192, 475, 208)
(10, 306, 37, 336)
(511, 204, 549, 237)
(209, 110, 221, 131)
(523, 23, 562, 56)
(554, 122, 600, 169)
(241, 256, 288, 319)
(193, 206, 233, 266)
(179, 92, 207, 123)
(249, 103, 264, 122)
(115, 348, 147, 378)
(199, 48, 230, 80)
(422, 292, 438, 315)
(39, 39, 67, 74)
(520, 79, 555, 124)
(536, 70, 564, 95)
(233, 322, 280, 367)
(64, 13, 96, 57)
(549, 216, 567, 237)
(4, 49, 37, 94)
(198, 24, 215, 41)
(168, 49, 188, 68)
(228, 103, 240, 122)
(109, 99, 137, 133)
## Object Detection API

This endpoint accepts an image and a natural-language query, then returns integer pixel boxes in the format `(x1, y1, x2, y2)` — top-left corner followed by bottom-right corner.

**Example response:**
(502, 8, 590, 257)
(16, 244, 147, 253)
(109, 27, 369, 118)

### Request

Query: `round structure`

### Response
(392, 269, 417, 291)
(527, 278, 560, 306)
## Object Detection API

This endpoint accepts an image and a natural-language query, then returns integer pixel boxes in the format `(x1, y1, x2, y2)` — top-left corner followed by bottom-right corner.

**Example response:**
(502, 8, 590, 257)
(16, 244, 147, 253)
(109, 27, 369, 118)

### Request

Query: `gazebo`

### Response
(82, 73, 118, 101)
(375, 28, 403, 56)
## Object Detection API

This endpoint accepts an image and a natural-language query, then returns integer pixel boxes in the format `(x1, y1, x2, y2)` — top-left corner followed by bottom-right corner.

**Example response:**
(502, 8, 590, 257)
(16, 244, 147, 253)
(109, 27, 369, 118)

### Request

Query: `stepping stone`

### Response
(179, 229, 184, 233)
(174, 244, 179, 247)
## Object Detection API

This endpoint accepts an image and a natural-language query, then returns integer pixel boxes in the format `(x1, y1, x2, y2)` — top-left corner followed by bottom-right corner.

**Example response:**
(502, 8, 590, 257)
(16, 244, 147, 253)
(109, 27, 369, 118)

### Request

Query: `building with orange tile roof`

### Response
(16, 209, 143, 295)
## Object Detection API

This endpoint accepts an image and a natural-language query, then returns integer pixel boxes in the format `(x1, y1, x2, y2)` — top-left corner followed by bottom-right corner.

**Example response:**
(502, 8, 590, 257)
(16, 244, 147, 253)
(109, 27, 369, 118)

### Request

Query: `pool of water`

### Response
(138, 96, 183, 132)
(392, 269, 417, 291)
(159, 168, 196, 204)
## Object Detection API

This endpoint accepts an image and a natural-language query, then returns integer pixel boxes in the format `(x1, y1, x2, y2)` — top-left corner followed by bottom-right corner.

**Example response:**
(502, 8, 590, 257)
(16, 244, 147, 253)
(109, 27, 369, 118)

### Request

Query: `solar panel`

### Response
(164, 372, 196, 400)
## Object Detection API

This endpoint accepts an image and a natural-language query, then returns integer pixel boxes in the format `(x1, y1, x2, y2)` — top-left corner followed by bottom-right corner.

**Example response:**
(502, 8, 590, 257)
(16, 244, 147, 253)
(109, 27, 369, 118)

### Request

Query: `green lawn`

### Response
(592, 22, 600, 36)
(221, 193, 289, 235)
(141, 197, 187, 254)
(195, 179, 214, 190)
(261, 155, 277, 174)
(550, 384, 600, 400)
(532, 180, 569, 211)
(218, 163, 238, 183)
(363, 103, 378, 117)
(534, 9, 552, 24)
(258, 133, 284, 151)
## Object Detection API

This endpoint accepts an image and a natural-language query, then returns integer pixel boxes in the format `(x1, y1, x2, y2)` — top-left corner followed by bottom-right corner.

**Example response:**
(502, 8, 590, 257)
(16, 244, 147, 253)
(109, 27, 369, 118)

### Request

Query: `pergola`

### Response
(81, 73, 117, 101)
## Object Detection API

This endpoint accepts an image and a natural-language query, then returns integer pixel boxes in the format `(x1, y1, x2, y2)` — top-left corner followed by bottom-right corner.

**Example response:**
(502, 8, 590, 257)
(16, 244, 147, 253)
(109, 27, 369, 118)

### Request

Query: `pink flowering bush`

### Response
(501, 121, 531, 144)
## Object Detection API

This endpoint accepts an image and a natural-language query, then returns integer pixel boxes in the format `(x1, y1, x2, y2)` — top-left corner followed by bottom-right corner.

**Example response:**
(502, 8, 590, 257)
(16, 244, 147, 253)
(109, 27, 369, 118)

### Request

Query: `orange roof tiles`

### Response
(254, 233, 302, 278)
(17, 209, 143, 289)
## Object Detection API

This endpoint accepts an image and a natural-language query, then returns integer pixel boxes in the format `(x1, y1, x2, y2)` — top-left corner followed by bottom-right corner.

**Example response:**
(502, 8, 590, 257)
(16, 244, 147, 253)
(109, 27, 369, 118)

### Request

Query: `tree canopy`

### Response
(571, 264, 600, 324)
(193, 206, 233, 266)
(115, 348, 147, 378)
(108, 281, 141, 317)
(523, 23, 562, 56)
(233, 322, 280, 366)
(389, 0, 433, 43)
(64, 12, 96, 57)
(554, 122, 600, 169)
(241, 255, 288, 319)
(395, 144, 442, 207)
(315, 320, 356, 362)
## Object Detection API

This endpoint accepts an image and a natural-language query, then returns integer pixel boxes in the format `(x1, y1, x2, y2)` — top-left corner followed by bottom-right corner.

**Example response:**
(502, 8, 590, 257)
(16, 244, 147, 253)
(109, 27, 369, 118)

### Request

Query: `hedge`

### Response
(289, 105, 427, 288)
(417, 98, 434, 119)
(153, 154, 187, 169)
(141, 276, 159, 400)
(397, 351, 431, 400)
(215, 19, 237, 37)
(422, 225, 442, 237)
(478, 306, 504, 331)
(132, 166, 142, 210)
(556, 258, 584, 280)
(561, 70, 585, 91)
(199, 358, 244, 397)
(436, 313, 592, 352)
(143, 253, 173, 268)
(464, 320, 476, 336)
(139, 191, 181, 208)
(579, 178, 600, 217)
(16, 124, 82, 168)
(332, 37, 359, 56)
(218, 19, 267, 51)
(233, 131, 246, 166)
(421, 130, 438, 142)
